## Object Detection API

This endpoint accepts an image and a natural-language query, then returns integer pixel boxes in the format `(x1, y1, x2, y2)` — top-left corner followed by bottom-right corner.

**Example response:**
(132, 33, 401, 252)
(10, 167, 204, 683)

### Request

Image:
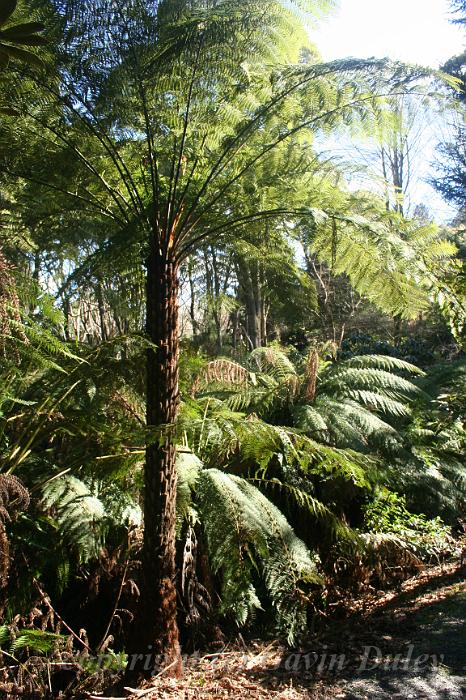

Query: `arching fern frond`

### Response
(320, 366, 424, 399)
(342, 354, 425, 375)
(40, 475, 105, 562)
(196, 468, 322, 642)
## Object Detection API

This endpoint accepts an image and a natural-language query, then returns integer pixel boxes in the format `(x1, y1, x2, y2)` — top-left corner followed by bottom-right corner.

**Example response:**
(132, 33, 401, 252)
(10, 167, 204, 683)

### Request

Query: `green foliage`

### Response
(195, 347, 424, 454)
(388, 360, 466, 522)
(0, 625, 64, 657)
(339, 333, 436, 367)
(0, 0, 47, 71)
(40, 475, 106, 562)
(0, 0, 463, 669)
(184, 460, 323, 643)
(364, 491, 455, 561)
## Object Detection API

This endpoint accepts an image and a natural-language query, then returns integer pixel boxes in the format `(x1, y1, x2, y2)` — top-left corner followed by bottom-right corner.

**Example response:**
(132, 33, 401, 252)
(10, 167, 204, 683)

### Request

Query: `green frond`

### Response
(0, 625, 10, 648)
(248, 476, 355, 545)
(249, 347, 297, 378)
(196, 468, 265, 625)
(320, 366, 424, 399)
(10, 629, 64, 656)
(293, 404, 328, 433)
(310, 211, 431, 319)
(40, 475, 106, 562)
(342, 354, 425, 375)
(196, 468, 322, 641)
(343, 390, 411, 418)
(176, 449, 202, 530)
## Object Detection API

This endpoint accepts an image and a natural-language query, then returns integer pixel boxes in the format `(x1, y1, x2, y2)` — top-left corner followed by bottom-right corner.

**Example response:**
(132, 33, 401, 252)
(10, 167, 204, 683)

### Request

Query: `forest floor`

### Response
(119, 559, 466, 700)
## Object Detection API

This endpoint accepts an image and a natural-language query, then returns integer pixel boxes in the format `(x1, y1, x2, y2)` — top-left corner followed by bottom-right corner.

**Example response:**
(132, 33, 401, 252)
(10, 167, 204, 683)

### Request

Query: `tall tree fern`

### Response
(0, 0, 451, 677)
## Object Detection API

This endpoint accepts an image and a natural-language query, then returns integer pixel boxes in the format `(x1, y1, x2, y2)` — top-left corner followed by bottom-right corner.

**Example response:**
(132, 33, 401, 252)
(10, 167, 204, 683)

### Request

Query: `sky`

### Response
(313, 0, 464, 68)
(311, 0, 465, 222)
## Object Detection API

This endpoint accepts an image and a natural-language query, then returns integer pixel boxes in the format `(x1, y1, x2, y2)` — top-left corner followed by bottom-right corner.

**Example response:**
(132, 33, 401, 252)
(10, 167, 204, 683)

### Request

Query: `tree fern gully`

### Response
(126, 247, 182, 677)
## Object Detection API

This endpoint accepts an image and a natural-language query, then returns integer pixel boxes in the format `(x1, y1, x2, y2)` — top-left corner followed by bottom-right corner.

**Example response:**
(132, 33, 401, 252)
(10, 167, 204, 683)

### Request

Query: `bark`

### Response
(63, 295, 71, 342)
(187, 256, 198, 336)
(96, 281, 107, 342)
(210, 246, 223, 352)
(236, 257, 262, 349)
(393, 313, 403, 346)
(125, 245, 182, 681)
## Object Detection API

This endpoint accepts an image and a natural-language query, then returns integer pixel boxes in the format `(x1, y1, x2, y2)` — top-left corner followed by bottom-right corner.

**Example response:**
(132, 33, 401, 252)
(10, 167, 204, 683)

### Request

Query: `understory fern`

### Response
(193, 347, 424, 454)
(40, 475, 106, 562)
(0, 625, 64, 657)
(177, 453, 323, 643)
(363, 490, 456, 562)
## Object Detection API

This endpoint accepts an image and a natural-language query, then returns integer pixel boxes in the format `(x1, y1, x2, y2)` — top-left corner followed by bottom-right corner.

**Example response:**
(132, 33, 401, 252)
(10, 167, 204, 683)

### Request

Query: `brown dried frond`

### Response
(181, 525, 211, 626)
(304, 348, 319, 403)
(0, 524, 9, 588)
(0, 246, 26, 357)
(110, 389, 145, 424)
(331, 533, 424, 593)
(192, 359, 249, 396)
(0, 474, 30, 524)
(0, 474, 30, 588)
(0, 474, 30, 521)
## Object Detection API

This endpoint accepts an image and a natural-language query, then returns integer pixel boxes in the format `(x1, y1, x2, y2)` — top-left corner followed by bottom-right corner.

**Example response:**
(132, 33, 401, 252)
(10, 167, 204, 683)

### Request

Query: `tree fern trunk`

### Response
(126, 244, 182, 680)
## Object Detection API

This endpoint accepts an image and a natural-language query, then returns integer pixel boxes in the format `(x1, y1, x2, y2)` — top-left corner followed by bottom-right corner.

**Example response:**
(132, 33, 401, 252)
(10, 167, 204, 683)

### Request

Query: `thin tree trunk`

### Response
(237, 258, 261, 349)
(125, 245, 182, 681)
(63, 295, 71, 341)
(96, 281, 107, 342)
(393, 313, 403, 346)
(187, 256, 198, 337)
(211, 247, 223, 352)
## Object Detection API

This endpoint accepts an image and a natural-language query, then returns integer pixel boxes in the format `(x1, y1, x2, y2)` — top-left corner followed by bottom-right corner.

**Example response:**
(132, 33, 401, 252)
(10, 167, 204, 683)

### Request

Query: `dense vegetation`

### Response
(0, 0, 464, 696)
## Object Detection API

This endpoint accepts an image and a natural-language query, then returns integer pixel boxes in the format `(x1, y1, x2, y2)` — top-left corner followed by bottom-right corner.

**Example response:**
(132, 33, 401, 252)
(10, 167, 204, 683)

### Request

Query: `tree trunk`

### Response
(187, 256, 198, 337)
(236, 258, 262, 349)
(211, 246, 223, 353)
(125, 245, 182, 681)
(96, 281, 107, 342)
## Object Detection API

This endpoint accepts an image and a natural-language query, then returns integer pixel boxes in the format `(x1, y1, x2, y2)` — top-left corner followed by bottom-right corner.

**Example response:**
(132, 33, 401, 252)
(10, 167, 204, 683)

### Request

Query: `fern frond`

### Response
(320, 367, 424, 399)
(248, 476, 355, 545)
(342, 354, 425, 375)
(344, 390, 411, 417)
(293, 404, 328, 433)
(193, 359, 251, 394)
(176, 450, 202, 531)
(10, 629, 64, 656)
(249, 347, 297, 378)
(197, 468, 322, 641)
(40, 475, 105, 562)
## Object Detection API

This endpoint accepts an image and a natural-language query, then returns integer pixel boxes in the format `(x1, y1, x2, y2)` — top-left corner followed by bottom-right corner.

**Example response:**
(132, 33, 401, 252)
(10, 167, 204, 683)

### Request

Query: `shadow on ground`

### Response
(249, 562, 466, 699)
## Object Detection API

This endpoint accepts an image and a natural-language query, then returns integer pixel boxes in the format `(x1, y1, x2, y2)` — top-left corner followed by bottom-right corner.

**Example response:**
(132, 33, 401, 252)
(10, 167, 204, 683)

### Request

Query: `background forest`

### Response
(0, 0, 465, 697)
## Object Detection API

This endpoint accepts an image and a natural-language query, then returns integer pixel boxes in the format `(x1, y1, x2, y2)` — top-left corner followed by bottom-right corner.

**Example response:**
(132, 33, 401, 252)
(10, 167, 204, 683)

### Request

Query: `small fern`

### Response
(0, 626, 65, 657)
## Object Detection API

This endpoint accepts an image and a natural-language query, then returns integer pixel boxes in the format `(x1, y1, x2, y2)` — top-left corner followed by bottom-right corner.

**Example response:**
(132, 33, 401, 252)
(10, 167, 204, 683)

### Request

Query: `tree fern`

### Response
(194, 349, 424, 453)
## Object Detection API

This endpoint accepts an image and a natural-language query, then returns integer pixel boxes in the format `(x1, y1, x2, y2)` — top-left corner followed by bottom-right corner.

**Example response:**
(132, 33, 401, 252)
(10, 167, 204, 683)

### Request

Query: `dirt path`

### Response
(124, 561, 466, 700)
(323, 562, 466, 699)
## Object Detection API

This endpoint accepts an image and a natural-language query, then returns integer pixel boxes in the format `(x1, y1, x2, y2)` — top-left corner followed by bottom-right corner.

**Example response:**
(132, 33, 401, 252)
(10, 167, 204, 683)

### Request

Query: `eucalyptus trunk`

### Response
(126, 242, 182, 680)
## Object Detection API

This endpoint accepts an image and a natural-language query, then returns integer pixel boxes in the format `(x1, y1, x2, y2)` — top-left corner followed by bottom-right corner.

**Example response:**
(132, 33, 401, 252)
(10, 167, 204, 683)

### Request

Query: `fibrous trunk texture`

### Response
(126, 244, 182, 681)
